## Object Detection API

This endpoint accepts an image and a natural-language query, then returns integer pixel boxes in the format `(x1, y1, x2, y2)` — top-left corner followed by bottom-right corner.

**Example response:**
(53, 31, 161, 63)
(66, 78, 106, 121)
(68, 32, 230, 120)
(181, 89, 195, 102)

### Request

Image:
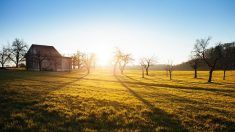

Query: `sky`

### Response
(0, 0, 235, 65)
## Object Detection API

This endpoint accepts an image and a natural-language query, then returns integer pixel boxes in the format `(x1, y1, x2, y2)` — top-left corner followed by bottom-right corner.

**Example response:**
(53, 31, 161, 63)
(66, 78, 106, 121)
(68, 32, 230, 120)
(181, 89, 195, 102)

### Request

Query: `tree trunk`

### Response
(194, 69, 197, 78)
(169, 71, 172, 80)
(121, 64, 126, 75)
(208, 68, 213, 83)
(223, 69, 226, 80)
(16, 60, 19, 68)
(142, 67, 144, 78)
(121, 65, 124, 74)
(39, 63, 42, 71)
(16, 53, 19, 68)
(146, 68, 149, 75)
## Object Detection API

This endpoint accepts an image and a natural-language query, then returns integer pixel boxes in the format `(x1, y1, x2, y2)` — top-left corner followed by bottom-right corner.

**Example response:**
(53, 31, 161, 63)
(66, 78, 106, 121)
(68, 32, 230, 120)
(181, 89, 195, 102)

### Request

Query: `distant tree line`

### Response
(0, 38, 28, 69)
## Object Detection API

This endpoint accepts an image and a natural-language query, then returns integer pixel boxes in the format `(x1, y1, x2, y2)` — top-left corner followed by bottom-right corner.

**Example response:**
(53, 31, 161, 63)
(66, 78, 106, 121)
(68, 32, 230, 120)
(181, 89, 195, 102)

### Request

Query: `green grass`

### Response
(0, 69, 235, 131)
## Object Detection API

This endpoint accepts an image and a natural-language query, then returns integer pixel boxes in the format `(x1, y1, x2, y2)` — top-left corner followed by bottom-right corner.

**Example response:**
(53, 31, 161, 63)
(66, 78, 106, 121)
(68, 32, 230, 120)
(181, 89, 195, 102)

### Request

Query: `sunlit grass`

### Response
(0, 69, 234, 131)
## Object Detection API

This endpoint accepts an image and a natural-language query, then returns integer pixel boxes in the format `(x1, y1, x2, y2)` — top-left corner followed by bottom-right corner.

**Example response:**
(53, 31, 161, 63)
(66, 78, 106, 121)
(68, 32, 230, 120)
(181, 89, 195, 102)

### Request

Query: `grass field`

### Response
(0, 69, 235, 131)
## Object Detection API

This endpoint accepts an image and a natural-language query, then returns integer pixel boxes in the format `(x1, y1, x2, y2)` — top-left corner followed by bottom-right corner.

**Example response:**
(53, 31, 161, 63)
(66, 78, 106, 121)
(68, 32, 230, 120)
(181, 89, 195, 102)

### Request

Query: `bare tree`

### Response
(193, 37, 223, 82)
(72, 51, 84, 69)
(0, 46, 11, 68)
(219, 42, 235, 80)
(71, 54, 77, 69)
(82, 53, 95, 74)
(140, 56, 156, 75)
(9, 38, 28, 68)
(140, 58, 146, 78)
(166, 60, 174, 80)
(119, 54, 133, 74)
(113, 48, 123, 75)
(189, 55, 200, 78)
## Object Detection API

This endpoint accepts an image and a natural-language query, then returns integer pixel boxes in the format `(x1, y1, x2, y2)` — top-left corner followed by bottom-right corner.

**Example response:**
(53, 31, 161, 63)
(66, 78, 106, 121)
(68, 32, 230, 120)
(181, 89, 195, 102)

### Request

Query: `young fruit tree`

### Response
(139, 56, 156, 76)
(166, 60, 174, 80)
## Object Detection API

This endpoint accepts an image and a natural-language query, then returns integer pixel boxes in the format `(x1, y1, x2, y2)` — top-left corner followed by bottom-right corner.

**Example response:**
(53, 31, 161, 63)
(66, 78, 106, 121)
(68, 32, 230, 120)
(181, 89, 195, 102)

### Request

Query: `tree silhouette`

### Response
(72, 51, 84, 69)
(219, 42, 235, 80)
(119, 54, 133, 74)
(189, 55, 200, 79)
(194, 37, 223, 82)
(140, 56, 156, 76)
(113, 48, 122, 75)
(166, 60, 174, 80)
(82, 53, 96, 74)
(0, 46, 11, 68)
(140, 58, 146, 78)
(9, 38, 28, 68)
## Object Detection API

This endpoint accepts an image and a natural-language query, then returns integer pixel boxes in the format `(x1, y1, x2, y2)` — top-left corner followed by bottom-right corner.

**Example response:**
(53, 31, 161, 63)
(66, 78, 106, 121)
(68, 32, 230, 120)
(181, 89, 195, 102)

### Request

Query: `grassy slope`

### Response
(0, 69, 234, 131)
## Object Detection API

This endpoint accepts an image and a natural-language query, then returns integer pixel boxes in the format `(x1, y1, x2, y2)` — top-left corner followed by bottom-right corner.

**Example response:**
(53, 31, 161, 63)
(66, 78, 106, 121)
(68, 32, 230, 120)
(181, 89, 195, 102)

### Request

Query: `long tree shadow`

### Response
(114, 75, 187, 131)
(120, 75, 235, 96)
(23, 73, 88, 93)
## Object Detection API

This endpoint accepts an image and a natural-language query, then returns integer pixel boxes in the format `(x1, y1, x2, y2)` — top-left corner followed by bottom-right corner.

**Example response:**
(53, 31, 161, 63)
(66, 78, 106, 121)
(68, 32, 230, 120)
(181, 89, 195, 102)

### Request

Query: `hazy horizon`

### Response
(1, 0, 235, 66)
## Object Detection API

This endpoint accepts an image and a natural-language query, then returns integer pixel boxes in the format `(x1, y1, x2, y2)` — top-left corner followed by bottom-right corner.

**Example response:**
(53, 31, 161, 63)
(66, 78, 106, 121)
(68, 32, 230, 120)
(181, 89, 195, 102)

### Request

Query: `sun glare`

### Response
(93, 47, 113, 66)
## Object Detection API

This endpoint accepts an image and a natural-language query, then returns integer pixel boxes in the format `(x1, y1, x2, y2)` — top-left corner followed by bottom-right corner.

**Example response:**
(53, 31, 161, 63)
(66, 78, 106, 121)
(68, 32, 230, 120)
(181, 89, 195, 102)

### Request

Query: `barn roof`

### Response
(26, 44, 62, 57)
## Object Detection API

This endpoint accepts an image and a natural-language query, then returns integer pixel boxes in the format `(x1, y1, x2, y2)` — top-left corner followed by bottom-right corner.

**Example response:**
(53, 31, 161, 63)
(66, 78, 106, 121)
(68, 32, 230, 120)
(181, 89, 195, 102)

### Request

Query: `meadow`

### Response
(0, 69, 234, 131)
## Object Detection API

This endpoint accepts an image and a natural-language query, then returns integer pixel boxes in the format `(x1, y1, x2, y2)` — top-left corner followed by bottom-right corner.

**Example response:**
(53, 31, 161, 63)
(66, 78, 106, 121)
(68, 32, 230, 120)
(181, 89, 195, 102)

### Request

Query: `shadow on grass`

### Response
(122, 76, 235, 95)
(114, 74, 186, 131)
(83, 75, 235, 96)
(1, 87, 167, 131)
(116, 75, 235, 131)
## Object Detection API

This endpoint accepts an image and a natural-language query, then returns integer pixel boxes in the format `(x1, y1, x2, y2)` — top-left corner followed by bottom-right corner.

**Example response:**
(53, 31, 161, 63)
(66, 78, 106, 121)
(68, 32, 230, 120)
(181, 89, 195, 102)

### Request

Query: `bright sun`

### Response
(93, 47, 113, 66)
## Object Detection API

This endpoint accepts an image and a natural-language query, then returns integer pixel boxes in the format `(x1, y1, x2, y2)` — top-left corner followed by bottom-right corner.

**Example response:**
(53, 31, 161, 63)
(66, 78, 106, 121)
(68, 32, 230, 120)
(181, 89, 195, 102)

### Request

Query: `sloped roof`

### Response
(26, 44, 62, 57)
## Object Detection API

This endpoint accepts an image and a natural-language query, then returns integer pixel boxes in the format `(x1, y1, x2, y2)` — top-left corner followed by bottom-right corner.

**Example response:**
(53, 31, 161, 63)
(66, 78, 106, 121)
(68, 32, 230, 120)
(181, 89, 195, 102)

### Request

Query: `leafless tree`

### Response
(113, 48, 133, 75)
(219, 42, 235, 80)
(0, 46, 11, 68)
(140, 56, 156, 76)
(166, 60, 174, 80)
(9, 38, 28, 68)
(140, 58, 146, 78)
(189, 55, 201, 78)
(82, 53, 96, 74)
(193, 37, 223, 82)
(119, 54, 133, 74)
(72, 51, 84, 69)
(113, 48, 123, 75)
(71, 55, 77, 69)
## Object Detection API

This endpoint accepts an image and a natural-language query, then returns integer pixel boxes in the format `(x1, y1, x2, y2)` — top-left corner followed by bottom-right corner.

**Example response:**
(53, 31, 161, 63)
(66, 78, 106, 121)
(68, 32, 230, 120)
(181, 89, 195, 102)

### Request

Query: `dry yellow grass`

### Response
(0, 69, 234, 131)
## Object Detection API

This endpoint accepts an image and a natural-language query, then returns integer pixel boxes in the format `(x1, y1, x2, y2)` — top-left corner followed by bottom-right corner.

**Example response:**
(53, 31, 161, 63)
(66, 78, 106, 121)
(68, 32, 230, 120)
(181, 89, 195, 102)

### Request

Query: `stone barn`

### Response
(25, 44, 72, 71)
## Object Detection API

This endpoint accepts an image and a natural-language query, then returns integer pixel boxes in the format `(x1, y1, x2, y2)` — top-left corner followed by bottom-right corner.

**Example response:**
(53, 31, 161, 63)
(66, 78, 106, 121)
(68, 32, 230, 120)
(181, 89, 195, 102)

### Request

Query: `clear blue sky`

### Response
(1, 0, 235, 65)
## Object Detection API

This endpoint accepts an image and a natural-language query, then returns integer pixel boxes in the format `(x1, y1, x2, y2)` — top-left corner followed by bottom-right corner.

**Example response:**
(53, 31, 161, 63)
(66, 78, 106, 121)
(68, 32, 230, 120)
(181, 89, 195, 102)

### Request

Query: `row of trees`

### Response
(112, 37, 235, 83)
(191, 37, 235, 82)
(0, 38, 28, 68)
(2, 37, 234, 83)
(112, 48, 176, 80)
